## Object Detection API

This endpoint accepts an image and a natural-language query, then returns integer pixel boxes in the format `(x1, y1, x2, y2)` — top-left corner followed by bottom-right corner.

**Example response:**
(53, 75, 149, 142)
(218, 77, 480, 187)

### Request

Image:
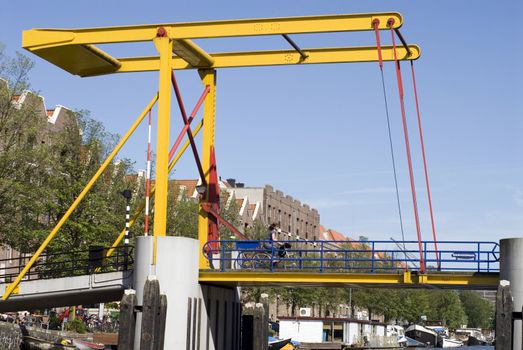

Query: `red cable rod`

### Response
(410, 61, 440, 270)
(388, 18, 425, 273)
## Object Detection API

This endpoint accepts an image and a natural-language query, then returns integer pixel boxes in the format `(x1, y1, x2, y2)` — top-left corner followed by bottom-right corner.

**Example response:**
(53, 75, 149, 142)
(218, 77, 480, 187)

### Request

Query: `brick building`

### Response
(224, 180, 320, 240)
(165, 178, 321, 240)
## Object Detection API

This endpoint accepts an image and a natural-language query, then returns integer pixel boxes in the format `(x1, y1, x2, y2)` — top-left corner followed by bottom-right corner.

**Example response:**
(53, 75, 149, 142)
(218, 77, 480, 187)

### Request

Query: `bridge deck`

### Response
(0, 271, 131, 312)
(199, 270, 499, 290)
(0, 240, 499, 311)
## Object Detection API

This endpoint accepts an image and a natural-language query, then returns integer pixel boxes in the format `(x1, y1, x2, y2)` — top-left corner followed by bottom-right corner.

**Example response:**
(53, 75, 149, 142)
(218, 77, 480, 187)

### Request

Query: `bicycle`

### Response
(278, 248, 298, 270)
(234, 241, 295, 270)
(234, 249, 272, 270)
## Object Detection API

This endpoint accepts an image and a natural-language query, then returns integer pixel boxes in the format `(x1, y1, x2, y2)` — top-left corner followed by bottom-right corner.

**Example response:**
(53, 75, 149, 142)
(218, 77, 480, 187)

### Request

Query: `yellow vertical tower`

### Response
(198, 69, 217, 269)
(153, 30, 173, 261)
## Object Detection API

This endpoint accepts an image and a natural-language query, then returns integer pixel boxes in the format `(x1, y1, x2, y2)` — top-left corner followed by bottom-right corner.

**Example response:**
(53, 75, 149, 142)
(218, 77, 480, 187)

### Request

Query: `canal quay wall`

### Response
(0, 322, 94, 350)
(0, 322, 20, 350)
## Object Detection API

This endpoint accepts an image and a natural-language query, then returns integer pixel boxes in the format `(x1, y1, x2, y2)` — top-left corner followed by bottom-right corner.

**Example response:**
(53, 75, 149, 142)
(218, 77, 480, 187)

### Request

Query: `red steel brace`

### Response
(171, 71, 207, 188)
(168, 85, 210, 160)
(201, 203, 248, 241)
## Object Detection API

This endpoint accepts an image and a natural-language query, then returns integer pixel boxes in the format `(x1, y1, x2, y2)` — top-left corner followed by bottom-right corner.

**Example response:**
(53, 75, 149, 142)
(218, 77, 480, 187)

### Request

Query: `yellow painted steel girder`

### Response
(117, 45, 419, 73)
(198, 69, 217, 270)
(21, 12, 418, 77)
(198, 271, 500, 290)
(23, 13, 403, 47)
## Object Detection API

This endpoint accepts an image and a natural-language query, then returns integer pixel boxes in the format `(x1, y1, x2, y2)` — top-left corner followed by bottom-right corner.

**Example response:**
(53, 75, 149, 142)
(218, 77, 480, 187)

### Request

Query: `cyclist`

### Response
(263, 223, 291, 267)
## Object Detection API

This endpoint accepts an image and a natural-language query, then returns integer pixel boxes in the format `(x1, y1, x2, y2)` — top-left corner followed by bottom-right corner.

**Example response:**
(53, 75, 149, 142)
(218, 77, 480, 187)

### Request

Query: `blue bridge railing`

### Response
(202, 240, 499, 273)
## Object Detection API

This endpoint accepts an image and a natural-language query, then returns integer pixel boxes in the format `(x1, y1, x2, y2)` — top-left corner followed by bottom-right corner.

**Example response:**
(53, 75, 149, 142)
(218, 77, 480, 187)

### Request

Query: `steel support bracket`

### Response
(5, 283, 19, 296)
(418, 274, 429, 284)
(402, 271, 412, 284)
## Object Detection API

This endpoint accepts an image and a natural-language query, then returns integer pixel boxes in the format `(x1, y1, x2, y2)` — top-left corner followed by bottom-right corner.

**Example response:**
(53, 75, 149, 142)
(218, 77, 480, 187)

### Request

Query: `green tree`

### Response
(46, 111, 137, 252)
(166, 189, 243, 239)
(167, 191, 199, 238)
(278, 287, 319, 316)
(245, 218, 267, 240)
(459, 291, 494, 328)
(0, 45, 49, 251)
(426, 290, 466, 329)
(0, 46, 138, 257)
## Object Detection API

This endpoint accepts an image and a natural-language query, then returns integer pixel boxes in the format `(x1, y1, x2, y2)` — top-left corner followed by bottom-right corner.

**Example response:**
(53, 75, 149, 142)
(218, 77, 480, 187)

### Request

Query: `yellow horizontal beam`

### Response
(418, 273, 499, 288)
(198, 271, 499, 290)
(115, 45, 419, 73)
(23, 12, 403, 49)
(172, 39, 215, 67)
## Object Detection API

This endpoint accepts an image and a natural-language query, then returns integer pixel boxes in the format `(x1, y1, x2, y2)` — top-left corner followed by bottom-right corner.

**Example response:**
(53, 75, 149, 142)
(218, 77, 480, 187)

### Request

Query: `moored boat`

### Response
(405, 336, 427, 347)
(386, 325, 408, 347)
(405, 324, 438, 346)
(268, 337, 292, 350)
(467, 334, 489, 346)
(22, 336, 76, 350)
(72, 338, 106, 350)
(441, 337, 463, 348)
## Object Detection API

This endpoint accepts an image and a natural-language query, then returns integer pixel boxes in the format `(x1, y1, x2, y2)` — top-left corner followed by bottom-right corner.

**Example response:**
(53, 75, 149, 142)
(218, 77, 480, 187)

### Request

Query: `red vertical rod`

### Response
(372, 19, 384, 69)
(410, 61, 440, 270)
(144, 109, 153, 236)
(373, 19, 408, 270)
(388, 18, 425, 273)
(170, 71, 207, 187)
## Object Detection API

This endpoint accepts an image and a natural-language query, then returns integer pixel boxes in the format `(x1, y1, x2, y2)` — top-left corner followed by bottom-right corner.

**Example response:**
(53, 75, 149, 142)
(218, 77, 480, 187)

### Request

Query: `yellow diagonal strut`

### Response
(2, 94, 158, 301)
(103, 120, 204, 261)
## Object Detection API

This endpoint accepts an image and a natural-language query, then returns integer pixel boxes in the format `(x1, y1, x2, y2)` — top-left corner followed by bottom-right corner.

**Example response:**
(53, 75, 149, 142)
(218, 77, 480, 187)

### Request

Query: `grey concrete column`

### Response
(133, 236, 239, 350)
(500, 238, 523, 350)
(155, 236, 200, 350)
(134, 236, 201, 349)
(133, 236, 154, 349)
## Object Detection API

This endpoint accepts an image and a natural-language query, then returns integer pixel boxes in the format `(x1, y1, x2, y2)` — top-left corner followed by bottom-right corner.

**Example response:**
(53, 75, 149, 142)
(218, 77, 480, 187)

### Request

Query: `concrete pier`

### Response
(133, 236, 240, 350)
(500, 238, 523, 350)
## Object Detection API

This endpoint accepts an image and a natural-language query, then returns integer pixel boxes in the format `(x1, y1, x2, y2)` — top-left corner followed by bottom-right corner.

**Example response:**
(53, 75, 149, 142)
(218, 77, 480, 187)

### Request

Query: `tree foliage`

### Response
(241, 286, 492, 329)
(165, 189, 242, 239)
(0, 46, 137, 254)
(459, 291, 494, 328)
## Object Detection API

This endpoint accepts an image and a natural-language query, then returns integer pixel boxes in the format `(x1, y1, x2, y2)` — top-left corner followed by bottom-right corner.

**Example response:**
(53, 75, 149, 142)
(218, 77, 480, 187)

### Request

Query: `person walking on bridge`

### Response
(264, 223, 290, 267)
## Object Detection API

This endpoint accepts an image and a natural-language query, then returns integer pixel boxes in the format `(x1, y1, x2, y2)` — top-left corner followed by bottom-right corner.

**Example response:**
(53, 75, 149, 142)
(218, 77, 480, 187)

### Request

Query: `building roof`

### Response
(170, 179, 198, 197)
(329, 229, 347, 241)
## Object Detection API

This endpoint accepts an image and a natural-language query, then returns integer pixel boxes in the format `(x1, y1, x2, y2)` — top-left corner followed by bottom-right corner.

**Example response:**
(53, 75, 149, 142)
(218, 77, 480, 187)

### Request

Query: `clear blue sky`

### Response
(2, 1, 522, 243)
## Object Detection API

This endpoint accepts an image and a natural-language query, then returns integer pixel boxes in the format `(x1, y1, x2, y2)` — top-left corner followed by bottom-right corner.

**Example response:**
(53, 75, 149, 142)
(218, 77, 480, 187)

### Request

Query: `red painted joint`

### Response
(387, 18, 395, 28)
(156, 27, 167, 37)
(372, 18, 380, 27)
